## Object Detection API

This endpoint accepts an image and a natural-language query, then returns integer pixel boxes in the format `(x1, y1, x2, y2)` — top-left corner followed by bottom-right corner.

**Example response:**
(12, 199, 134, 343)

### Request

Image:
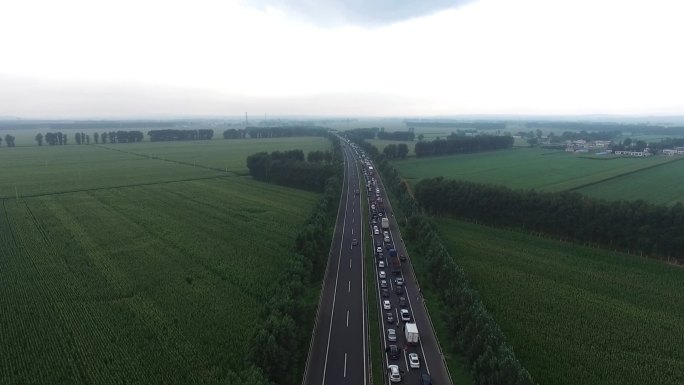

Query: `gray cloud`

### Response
(243, 0, 473, 27)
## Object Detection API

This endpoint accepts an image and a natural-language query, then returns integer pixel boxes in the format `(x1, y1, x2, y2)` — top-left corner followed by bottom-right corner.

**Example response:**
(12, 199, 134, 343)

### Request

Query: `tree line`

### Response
(98, 130, 145, 143)
(224, 126, 330, 140)
(246, 149, 336, 193)
(223, 128, 248, 139)
(148, 129, 214, 142)
(42, 132, 68, 145)
(74, 133, 90, 145)
(377, 130, 415, 141)
(647, 137, 684, 152)
(245, 126, 327, 139)
(405, 120, 507, 130)
(245, 135, 343, 385)
(383, 143, 409, 159)
(414, 135, 514, 157)
(346, 127, 377, 140)
(414, 177, 684, 261)
(348, 135, 534, 385)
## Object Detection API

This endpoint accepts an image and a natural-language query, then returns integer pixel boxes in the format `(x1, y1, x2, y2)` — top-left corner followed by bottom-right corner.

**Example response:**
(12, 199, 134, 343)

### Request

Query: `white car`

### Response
(408, 353, 420, 369)
(387, 328, 397, 342)
(379, 270, 386, 279)
(383, 300, 391, 310)
(400, 309, 411, 322)
(378, 260, 385, 268)
(374, 229, 380, 235)
(388, 365, 401, 383)
(376, 246, 383, 253)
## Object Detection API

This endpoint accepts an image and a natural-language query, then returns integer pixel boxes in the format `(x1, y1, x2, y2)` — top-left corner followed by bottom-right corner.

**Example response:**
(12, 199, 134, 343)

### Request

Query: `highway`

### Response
(303, 138, 452, 385)
(303, 142, 368, 385)
(362, 151, 453, 385)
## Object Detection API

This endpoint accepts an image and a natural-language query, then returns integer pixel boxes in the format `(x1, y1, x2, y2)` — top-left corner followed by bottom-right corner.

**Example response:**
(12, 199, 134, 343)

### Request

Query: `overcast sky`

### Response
(1, 0, 683, 118)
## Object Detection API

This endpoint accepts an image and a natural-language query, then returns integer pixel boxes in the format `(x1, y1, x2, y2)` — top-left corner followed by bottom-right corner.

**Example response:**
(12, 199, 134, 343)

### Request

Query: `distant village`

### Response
(563, 140, 684, 157)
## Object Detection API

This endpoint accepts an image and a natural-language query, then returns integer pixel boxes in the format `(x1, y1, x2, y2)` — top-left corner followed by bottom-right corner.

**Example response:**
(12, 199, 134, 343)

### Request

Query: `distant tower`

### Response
(245, 112, 248, 127)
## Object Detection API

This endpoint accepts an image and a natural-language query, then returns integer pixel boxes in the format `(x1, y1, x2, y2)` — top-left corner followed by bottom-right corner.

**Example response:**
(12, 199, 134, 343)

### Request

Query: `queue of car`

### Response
(356, 150, 431, 385)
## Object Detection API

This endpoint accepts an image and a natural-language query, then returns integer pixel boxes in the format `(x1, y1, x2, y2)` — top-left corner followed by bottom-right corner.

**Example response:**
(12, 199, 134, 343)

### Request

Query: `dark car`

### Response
(375, 241, 382, 248)
(385, 312, 394, 323)
(381, 288, 390, 298)
(399, 297, 407, 307)
(394, 285, 404, 295)
(387, 344, 399, 360)
(399, 254, 406, 262)
(420, 373, 432, 385)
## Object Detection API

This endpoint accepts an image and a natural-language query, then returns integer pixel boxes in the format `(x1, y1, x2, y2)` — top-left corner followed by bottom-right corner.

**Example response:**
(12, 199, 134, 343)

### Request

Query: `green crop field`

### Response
(392, 148, 684, 202)
(0, 137, 329, 384)
(433, 219, 684, 385)
(574, 157, 684, 204)
(0, 137, 329, 197)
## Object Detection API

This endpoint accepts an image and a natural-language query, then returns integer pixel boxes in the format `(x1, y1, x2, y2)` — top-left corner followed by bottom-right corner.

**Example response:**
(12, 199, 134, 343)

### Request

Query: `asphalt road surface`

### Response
(303, 139, 452, 385)
(360, 146, 453, 385)
(303, 142, 368, 385)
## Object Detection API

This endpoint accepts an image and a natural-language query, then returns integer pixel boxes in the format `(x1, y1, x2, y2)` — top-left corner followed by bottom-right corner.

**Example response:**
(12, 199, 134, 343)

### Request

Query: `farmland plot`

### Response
(392, 148, 678, 200)
(0, 140, 328, 384)
(575, 157, 684, 205)
(435, 219, 684, 385)
(0, 137, 330, 198)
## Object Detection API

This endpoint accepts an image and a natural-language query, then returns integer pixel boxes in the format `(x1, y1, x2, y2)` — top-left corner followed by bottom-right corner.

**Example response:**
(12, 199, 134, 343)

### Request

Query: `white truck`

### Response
(404, 322, 419, 345)
(381, 217, 389, 230)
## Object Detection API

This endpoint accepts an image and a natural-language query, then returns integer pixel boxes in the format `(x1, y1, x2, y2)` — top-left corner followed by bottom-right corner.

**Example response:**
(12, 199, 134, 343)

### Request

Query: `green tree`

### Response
(35, 133, 43, 146)
(397, 143, 409, 159)
(382, 143, 397, 159)
(93, 132, 99, 144)
(307, 150, 324, 163)
(4, 134, 16, 147)
(418, 134, 424, 141)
